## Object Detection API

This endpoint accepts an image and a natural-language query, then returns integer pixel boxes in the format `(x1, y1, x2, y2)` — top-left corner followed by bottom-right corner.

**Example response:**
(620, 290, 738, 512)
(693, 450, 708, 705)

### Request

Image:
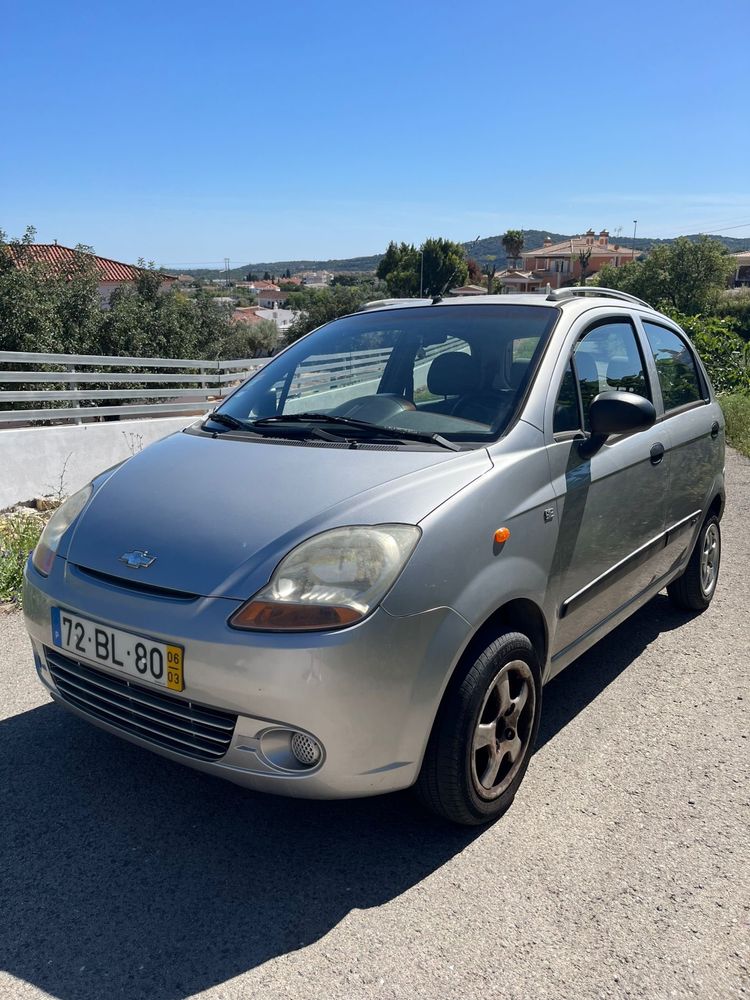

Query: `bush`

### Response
(718, 289, 750, 341)
(720, 393, 750, 458)
(665, 311, 750, 395)
(0, 510, 45, 605)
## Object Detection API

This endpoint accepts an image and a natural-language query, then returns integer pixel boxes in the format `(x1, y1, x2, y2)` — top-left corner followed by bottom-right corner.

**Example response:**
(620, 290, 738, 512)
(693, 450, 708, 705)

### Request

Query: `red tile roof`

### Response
(4, 243, 177, 282)
(523, 236, 626, 259)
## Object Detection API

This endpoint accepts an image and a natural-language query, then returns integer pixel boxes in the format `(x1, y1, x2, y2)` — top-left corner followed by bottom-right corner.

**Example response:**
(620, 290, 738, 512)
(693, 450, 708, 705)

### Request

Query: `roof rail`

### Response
(358, 297, 421, 312)
(547, 287, 654, 310)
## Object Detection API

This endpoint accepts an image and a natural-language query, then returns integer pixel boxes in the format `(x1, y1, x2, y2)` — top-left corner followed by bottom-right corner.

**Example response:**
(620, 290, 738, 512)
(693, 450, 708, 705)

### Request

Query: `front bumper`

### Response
(23, 556, 471, 799)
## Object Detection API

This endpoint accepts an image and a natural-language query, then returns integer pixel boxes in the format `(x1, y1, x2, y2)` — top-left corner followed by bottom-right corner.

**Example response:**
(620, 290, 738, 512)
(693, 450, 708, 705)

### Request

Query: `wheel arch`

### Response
(438, 597, 549, 713)
(707, 491, 724, 520)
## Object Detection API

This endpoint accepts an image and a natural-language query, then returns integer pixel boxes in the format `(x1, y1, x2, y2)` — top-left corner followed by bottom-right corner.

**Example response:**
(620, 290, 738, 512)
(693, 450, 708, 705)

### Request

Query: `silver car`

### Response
(23, 289, 725, 824)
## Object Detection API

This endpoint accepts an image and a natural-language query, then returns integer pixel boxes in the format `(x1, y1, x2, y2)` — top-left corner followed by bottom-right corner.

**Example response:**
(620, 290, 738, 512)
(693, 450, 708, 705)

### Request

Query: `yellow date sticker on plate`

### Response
(166, 645, 184, 691)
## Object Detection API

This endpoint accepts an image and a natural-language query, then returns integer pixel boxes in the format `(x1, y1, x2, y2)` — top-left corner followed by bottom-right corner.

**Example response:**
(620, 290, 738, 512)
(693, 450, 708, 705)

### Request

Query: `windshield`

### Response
(215, 304, 559, 446)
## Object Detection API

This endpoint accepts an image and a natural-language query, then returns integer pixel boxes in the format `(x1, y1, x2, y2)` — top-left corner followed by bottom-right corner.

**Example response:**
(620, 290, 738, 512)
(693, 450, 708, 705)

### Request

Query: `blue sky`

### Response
(2, 0, 749, 268)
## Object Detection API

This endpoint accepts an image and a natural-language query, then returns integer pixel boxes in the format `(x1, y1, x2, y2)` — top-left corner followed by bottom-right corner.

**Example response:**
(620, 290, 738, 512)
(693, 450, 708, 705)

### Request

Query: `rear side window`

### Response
(642, 322, 705, 412)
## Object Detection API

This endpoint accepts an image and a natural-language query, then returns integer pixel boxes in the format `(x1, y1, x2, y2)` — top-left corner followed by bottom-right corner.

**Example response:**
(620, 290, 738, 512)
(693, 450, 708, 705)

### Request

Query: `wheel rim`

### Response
(470, 659, 536, 801)
(700, 522, 720, 597)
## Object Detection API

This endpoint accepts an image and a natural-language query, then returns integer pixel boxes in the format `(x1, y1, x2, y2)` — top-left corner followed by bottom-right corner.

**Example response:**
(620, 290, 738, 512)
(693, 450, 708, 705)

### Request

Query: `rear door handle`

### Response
(711, 421, 720, 439)
(650, 442, 665, 465)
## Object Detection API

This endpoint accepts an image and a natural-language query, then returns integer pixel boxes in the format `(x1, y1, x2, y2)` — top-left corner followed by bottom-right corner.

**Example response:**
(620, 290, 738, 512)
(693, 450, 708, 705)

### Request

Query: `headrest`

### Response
(427, 352, 480, 397)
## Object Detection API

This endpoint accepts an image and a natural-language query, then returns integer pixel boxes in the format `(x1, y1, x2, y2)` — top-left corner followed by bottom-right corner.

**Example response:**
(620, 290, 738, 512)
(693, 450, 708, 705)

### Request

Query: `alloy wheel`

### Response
(471, 659, 536, 801)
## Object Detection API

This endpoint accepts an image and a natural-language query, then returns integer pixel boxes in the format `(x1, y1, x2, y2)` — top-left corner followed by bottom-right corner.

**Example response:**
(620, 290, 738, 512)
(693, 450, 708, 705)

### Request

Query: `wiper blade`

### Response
(205, 409, 351, 444)
(203, 411, 255, 432)
(253, 412, 461, 451)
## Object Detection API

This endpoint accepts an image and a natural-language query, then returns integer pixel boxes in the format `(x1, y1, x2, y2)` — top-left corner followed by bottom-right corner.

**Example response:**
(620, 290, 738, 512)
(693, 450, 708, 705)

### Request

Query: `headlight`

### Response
(229, 524, 421, 631)
(32, 484, 93, 576)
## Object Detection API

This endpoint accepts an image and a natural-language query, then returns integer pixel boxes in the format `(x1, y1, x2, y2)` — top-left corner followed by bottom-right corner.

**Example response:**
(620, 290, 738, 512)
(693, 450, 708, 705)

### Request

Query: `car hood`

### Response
(65, 429, 491, 600)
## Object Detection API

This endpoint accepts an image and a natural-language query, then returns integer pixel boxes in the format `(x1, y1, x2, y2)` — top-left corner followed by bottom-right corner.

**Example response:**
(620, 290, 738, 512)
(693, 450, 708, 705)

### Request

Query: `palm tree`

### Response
(501, 230, 525, 269)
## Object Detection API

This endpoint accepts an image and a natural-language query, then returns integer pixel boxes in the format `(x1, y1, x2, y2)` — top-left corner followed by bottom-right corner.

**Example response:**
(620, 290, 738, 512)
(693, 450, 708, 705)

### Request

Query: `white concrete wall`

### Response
(0, 416, 193, 508)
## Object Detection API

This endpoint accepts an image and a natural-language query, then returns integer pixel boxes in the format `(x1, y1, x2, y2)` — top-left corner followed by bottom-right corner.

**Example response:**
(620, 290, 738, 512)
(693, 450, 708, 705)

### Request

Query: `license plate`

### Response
(51, 608, 184, 692)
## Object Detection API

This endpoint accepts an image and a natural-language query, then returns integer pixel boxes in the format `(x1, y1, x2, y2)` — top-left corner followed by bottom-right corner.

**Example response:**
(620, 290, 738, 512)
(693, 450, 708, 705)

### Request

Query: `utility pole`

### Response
(419, 250, 424, 298)
(224, 257, 231, 288)
(632, 221, 638, 261)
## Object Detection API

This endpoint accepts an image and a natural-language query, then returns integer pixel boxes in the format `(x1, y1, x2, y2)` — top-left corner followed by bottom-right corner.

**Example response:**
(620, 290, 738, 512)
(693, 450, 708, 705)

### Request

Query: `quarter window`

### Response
(642, 322, 705, 412)
(553, 360, 581, 433)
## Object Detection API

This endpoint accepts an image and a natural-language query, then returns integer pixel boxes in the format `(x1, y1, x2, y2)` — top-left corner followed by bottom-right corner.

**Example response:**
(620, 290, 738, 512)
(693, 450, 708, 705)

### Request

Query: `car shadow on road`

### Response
(537, 593, 694, 750)
(0, 594, 694, 1000)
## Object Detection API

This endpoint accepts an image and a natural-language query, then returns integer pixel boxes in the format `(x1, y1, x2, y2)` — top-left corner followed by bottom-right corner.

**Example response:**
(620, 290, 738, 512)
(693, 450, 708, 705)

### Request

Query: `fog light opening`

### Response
(291, 731, 322, 768)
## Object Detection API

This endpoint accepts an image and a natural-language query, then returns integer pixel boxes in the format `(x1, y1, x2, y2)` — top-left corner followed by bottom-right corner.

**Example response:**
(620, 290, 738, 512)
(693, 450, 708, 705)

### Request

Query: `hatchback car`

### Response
(23, 288, 725, 824)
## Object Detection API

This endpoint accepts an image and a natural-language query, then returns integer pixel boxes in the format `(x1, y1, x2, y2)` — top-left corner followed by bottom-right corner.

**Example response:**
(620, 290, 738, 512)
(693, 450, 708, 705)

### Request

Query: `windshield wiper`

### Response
(203, 411, 256, 432)
(204, 409, 351, 444)
(253, 413, 461, 451)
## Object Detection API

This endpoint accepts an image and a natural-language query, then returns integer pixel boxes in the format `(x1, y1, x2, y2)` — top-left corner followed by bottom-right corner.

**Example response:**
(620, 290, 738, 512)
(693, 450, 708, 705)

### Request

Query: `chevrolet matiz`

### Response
(23, 288, 725, 824)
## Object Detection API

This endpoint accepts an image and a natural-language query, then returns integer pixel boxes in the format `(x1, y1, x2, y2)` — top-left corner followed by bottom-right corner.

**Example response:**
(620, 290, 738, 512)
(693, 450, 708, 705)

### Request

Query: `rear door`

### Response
(637, 318, 722, 565)
(545, 312, 672, 664)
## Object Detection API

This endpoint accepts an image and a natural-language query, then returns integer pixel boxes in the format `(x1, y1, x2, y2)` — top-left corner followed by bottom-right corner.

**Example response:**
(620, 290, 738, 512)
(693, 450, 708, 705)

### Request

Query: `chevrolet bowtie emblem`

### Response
(119, 550, 157, 570)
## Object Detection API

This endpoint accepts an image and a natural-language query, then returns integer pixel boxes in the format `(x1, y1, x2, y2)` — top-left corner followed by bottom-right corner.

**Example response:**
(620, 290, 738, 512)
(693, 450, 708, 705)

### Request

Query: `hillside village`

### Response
(2, 226, 750, 362)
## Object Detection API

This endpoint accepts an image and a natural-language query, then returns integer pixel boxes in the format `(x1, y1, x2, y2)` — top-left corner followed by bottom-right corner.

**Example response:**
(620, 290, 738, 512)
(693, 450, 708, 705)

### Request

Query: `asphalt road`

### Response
(1, 449, 748, 1000)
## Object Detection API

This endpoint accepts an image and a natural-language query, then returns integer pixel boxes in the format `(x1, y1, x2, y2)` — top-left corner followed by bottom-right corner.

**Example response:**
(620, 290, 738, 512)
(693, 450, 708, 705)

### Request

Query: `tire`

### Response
(667, 514, 721, 612)
(416, 631, 542, 826)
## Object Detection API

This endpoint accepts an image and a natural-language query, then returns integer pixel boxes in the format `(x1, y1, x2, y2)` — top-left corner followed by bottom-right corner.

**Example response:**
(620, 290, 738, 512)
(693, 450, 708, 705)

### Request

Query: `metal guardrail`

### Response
(0, 351, 271, 426)
(0, 338, 469, 427)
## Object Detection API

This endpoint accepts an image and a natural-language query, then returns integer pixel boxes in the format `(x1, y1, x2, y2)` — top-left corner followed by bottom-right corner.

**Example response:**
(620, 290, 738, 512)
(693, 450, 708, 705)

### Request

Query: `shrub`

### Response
(0, 510, 45, 605)
(665, 311, 750, 395)
(720, 393, 750, 458)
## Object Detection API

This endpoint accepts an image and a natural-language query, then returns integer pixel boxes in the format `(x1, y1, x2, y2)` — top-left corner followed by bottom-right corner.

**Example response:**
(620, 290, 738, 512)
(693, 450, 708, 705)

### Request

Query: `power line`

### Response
(660, 218, 750, 239)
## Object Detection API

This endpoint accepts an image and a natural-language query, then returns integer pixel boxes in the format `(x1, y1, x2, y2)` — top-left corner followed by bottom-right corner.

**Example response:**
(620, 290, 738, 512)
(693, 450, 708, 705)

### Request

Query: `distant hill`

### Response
(178, 231, 750, 281)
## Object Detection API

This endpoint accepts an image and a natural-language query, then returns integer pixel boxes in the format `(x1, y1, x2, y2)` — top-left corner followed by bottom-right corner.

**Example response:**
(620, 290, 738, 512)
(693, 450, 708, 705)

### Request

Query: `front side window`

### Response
(213, 304, 559, 446)
(572, 319, 649, 431)
(642, 321, 705, 412)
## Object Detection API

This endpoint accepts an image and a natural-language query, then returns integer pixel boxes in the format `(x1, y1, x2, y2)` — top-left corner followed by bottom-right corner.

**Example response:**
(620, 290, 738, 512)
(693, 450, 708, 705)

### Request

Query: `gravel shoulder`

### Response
(0, 450, 748, 1000)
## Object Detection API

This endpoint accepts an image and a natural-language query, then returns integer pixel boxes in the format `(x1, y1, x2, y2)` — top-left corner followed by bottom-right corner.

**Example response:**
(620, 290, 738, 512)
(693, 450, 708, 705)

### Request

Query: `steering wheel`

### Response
(329, 394, 416, 422)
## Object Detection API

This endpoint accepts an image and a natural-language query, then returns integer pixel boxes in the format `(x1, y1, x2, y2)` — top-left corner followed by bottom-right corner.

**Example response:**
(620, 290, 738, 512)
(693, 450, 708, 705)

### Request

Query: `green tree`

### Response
(285, 285, 372, 343)
(216, 317, 278, 359)
(595, 237, 734, 314)
(501, 229, 524, 267)
(419, 237, 468, 297)
(375, 237, 467, 298)
(375, 241, 420, 296)
(0, 227, 101, 354)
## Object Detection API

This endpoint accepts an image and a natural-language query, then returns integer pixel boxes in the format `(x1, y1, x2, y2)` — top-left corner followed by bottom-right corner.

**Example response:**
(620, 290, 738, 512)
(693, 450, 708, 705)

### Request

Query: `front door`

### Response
(546, 315, 671, 664)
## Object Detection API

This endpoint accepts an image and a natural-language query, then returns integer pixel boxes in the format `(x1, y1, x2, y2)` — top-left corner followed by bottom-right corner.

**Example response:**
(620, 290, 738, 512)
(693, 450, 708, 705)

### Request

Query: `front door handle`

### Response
(650, 442, 665, 465)
(711, 420, 720, 439)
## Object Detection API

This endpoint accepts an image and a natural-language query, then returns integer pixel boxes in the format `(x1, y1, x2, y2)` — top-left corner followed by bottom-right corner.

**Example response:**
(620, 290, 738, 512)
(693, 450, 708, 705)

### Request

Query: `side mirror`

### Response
(581, 390, 656, 455)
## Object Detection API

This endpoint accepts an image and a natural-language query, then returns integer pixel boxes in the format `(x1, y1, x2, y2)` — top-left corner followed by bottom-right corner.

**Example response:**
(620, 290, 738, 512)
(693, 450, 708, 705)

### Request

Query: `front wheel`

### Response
(667, 514, 721, 612)
(416, 631, 542, 826)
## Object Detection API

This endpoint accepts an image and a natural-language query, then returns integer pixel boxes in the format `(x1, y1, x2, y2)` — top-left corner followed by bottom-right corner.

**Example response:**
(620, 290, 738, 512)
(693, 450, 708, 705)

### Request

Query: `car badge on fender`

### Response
(119, 550, 157, 570)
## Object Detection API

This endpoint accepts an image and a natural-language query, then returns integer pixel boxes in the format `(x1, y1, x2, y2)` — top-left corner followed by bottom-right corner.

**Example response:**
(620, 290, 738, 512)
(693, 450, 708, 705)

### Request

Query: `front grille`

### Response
(45, 648, 237, 762)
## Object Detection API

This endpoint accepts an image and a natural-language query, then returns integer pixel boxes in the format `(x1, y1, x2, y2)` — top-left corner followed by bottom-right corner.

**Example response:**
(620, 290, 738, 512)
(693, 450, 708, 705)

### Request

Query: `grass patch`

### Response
(720, 393, 750, 458)
(0, 511, 44, 606)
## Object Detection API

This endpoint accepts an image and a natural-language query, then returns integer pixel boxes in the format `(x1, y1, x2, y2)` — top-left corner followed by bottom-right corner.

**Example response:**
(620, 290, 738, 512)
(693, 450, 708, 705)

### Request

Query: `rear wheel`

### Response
(416, 631, 542, 826)
(667, 514, 721, 612)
